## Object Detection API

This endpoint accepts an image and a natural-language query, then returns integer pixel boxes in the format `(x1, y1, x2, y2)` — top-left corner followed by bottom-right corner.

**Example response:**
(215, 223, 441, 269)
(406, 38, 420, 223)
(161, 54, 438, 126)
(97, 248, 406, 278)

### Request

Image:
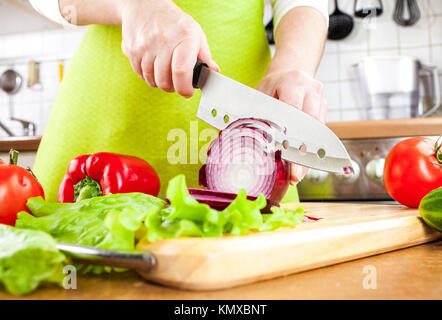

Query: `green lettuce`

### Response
(0, 225, 66, 295)
(16, 193, 166, 274)
(16, 175, 304, 257)
(144, 175, 305, 242)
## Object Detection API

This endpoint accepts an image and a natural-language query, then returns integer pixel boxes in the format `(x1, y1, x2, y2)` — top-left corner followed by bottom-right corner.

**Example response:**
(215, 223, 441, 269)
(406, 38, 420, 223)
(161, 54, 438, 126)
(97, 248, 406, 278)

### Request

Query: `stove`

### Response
(297, 136, 439, 201)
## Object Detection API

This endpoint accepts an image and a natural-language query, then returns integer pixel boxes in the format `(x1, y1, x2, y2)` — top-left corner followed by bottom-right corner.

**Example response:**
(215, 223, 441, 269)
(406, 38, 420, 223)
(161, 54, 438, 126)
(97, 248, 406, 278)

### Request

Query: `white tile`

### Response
(339, 51, 367, 81)
(61, 30, 84, 56)
(338, 20, 370, 52)
(326, 110, 341, 123)
(398, 18, 430, 48)
(340, 80, 361, 109)
(429, 0, 442, 15)
(21, 32, 44, 57)
(429, 15, 442, 45)
(323, 82, 341, 111)
(417, 0, 434, 17)
(430, 45, 442, 72)
(369, 21, 399, 50)
(341, 109, 365, 121)
(324, 40, 338, 54)
(369, 47, 401, 56)
(316, 53, 339, 82)
(401, 46, 431, 64)
(42, 30, 62, 56)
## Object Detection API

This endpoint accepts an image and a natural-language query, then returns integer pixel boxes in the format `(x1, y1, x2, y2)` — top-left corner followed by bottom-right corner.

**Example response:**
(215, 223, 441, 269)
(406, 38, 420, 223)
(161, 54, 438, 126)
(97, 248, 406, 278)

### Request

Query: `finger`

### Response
(277, 84, 306, 110)
(257, 78, 276, 97)
(122, 41, 144, 79)
(153, 48, 174, 92)
(302, 89, 322, 121)
(171, 39, 199, 98)
(141, 53, 157, 87)
(198, 34, 219, 72)
(290, 164, 309, 185)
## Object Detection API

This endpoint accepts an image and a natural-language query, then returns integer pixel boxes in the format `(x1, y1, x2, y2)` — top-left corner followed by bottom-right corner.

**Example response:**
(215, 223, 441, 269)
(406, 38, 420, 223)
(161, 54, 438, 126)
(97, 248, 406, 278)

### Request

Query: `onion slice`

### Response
(199, 118, 290, 206)
(187, 187, 277, 212)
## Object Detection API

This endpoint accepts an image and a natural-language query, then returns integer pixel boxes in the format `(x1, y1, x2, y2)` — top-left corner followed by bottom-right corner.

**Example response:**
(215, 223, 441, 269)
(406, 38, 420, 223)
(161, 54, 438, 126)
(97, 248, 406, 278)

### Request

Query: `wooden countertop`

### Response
(327, 117, 442, 139)
(1, 235, 440, 300)
(0, 136, 41, 152)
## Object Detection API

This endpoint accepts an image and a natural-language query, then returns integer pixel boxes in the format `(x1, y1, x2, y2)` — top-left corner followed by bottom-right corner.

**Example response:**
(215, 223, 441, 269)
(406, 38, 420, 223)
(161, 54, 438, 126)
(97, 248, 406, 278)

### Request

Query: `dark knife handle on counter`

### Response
(192, 61, 208, 89)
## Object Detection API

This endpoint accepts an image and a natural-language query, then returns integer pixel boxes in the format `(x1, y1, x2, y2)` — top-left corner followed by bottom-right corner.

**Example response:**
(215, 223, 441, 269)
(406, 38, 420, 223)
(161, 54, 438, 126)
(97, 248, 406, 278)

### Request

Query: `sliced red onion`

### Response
(187, 188, 277, 212)
(199, 118, 290, 206)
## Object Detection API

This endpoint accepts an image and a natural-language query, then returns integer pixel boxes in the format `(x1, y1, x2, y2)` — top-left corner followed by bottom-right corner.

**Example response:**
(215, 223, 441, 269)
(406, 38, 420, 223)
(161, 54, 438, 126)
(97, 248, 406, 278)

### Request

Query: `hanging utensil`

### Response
(328, 0, 354, 40)
(0, 69, 23, 95)
(265, 18, 274, 45)
(27, 60, 42, 89)
(393, 0, 421, 26)
(354, 0, 383, 18)
(0, 69, 36, 136)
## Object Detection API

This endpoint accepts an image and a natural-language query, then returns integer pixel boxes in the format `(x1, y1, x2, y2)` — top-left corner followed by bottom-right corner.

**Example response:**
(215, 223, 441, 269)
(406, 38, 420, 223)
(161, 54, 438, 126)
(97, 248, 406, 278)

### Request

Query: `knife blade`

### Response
(192, 63, 352, 174)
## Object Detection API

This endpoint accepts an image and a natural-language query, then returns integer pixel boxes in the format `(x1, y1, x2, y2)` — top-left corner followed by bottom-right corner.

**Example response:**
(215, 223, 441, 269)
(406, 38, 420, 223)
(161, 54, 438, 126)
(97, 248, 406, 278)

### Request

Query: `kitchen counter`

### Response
(327, 117, 442, 139)
(1, 239, 440, 300)
(0, 136, 41, 152)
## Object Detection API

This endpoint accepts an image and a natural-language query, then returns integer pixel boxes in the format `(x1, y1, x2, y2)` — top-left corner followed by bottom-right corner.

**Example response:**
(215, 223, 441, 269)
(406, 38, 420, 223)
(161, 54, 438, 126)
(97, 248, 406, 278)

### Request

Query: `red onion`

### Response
(198, 118, 290, 206)
(188, 187, 277, 212)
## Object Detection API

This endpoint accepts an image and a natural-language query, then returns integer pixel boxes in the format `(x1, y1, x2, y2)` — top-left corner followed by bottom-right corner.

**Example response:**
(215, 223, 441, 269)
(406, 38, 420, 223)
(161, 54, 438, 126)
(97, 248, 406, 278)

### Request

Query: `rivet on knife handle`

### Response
(192, 61, 208, 89)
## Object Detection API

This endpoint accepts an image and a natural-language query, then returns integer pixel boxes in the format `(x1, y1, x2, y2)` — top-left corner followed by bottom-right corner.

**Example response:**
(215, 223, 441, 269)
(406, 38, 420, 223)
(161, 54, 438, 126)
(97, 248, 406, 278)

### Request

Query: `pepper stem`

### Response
(9, 149, 19, 165)
(74, 176, 102, 202)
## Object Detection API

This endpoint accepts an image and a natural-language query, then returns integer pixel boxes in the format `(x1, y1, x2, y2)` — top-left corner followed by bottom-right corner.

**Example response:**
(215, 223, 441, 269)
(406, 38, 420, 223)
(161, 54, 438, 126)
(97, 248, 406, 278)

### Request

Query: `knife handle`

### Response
(56, 243, 156, 273)
(192, 61, 208, 89)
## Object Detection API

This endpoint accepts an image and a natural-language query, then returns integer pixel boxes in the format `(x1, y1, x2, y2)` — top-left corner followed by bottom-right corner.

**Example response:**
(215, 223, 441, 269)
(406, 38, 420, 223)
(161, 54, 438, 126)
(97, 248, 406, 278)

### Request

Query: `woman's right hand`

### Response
(119, 0, 219, 98)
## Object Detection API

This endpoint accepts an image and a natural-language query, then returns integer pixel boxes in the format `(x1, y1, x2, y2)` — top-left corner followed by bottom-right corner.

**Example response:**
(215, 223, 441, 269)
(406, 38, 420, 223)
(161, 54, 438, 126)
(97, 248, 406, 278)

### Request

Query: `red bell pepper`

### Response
(58, 152, 160, 202)
(0, 150, 45, 226)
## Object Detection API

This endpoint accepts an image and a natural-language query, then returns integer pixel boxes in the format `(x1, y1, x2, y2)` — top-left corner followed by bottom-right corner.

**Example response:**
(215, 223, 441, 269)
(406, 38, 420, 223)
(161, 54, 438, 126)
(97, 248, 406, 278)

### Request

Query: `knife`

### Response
(192, 62, 352, 174)
(56, 243, 156, 272)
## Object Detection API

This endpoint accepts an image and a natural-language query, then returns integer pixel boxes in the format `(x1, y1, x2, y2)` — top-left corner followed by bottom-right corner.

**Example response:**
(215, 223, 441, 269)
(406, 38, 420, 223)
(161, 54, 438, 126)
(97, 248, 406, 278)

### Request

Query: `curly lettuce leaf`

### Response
(143, 175, 304, 242)
(0, 225, 66, 295)
(16, 193, 166, 252)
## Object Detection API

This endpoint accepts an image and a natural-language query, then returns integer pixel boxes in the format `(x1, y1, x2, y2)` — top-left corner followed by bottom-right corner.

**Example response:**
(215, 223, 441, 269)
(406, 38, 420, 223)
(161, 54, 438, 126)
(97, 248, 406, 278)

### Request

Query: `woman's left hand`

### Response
(257, 67, 327, 185)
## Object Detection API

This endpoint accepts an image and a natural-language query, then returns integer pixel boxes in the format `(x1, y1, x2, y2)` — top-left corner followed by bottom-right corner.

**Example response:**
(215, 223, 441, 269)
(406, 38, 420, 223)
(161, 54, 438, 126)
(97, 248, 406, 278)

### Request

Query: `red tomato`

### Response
(384, 137, 442, 208)
(0, 159, 45, 226)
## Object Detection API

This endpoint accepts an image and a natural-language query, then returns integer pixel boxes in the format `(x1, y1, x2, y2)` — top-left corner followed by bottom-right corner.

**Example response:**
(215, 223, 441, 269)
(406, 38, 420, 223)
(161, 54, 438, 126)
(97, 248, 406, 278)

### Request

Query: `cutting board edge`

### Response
(137, 216, 442, 291)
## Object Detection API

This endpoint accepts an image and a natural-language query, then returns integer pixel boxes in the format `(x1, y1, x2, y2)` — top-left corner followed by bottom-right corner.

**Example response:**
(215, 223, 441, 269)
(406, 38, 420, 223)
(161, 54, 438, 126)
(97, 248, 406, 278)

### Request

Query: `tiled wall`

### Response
(318, 0, 442, 122)
(0, 27, 86, 136)
(0, 0, 441, 137)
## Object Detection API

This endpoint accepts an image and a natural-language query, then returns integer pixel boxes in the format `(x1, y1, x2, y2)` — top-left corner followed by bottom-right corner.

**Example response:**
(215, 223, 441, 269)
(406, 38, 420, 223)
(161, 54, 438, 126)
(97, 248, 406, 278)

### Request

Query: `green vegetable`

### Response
(144, 175, 304, 242)
(0, 225, 66, 295)
(16, 193, 166, 250)
(419, 187, 442, 232)
(16, 175, 304, 269)
(16, 193, 166, 273)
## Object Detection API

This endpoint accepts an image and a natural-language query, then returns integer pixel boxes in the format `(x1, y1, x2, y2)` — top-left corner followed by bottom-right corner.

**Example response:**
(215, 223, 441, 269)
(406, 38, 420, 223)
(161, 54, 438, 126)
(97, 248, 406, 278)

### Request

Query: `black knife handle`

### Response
(192, 61, 208, 89)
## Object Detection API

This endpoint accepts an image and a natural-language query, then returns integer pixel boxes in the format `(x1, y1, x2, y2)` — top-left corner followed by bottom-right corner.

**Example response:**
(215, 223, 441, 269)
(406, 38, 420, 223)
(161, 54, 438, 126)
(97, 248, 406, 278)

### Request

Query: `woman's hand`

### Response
(258, 62, 327, 185)
(119, 0, 219, 97)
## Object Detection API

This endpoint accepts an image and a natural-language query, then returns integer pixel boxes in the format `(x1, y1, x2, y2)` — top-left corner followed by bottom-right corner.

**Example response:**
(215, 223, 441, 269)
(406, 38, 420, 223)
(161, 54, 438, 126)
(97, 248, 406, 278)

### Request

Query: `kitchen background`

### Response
(0, 0, 441, 136)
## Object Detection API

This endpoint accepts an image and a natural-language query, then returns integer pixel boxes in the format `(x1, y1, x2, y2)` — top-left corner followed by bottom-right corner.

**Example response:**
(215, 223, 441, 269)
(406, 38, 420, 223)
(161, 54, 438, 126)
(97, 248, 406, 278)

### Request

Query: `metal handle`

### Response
(192, 61, 208, 89)
(56, 243, 156, 273)
(419, 63, 441, 117)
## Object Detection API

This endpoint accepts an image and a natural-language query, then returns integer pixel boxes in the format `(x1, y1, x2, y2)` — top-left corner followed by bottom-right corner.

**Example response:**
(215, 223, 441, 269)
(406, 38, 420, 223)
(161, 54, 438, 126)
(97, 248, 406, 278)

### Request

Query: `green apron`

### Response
(34, 0, 299, 203)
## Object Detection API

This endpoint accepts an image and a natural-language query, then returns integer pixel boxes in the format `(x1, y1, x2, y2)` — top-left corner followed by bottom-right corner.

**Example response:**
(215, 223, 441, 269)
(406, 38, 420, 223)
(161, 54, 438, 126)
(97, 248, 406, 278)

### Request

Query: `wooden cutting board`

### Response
(136, 202, 442, 290)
